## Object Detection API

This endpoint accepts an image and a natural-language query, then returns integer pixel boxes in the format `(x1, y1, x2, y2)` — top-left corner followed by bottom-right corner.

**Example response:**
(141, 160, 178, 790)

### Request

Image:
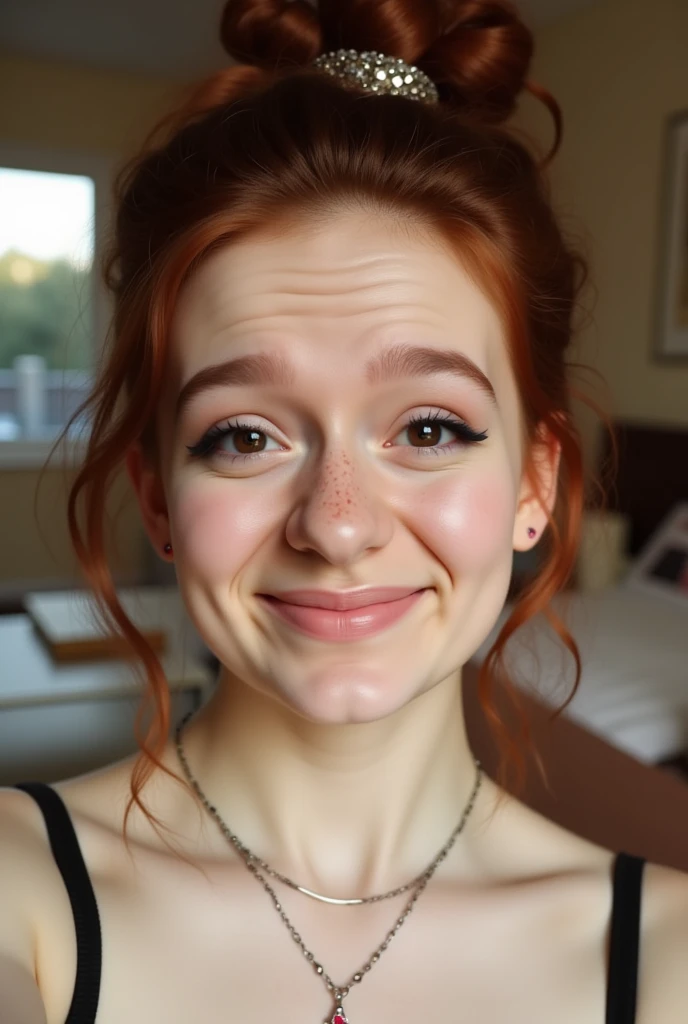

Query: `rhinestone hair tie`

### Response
(312, 49, 439, 104)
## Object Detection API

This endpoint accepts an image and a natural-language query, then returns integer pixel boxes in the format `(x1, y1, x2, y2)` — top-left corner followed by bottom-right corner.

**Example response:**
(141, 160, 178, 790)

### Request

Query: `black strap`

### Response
(606, 851, 646, 1024)
(10, 784, 645, 1024)
(14, 782, 102, 1024)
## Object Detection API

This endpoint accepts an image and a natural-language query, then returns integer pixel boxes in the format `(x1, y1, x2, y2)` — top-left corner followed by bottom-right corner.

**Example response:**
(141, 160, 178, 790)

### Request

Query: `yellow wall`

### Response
(0, 55, 186, 591)
(2, 0, 687, 590)
(0, 463, 144, 587)
(0, 54, 184, 151)
(515, 0, 688, 463)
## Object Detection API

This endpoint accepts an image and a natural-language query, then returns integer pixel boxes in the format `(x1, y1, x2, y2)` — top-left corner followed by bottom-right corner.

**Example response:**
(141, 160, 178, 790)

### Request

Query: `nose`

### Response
(284, 448, 394, 565)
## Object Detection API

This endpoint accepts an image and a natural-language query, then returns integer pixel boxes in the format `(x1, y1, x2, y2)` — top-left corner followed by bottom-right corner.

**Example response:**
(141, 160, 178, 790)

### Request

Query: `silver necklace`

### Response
(174, 709, 483, 1024)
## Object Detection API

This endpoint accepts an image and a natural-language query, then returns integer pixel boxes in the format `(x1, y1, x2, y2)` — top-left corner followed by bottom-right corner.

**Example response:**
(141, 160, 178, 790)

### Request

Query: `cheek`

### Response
(414, 468, 515, 573)
(173, 480, 271, 580)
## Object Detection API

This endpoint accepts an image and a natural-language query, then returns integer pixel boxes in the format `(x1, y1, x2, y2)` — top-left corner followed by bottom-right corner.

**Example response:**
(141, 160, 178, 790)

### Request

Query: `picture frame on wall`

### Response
(654, 109, 688, 360)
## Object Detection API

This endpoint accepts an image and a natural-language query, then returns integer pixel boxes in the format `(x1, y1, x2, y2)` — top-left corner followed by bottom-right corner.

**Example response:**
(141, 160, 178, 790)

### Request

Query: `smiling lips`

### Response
(257, 586, 429, 641)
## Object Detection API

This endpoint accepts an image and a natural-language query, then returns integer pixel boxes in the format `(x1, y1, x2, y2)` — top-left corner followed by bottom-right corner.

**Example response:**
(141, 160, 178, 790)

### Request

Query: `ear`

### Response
(125, 442, 172, 559)
(512, 422, 561, 552)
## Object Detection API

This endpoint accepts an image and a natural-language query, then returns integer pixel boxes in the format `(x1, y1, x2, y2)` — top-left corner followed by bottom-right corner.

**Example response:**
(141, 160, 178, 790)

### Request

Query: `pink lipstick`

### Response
(257, 587, 429, 642)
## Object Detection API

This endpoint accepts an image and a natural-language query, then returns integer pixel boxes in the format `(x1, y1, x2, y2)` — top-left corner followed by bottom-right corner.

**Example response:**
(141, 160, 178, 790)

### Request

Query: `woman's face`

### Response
(139, 209, 550, 724)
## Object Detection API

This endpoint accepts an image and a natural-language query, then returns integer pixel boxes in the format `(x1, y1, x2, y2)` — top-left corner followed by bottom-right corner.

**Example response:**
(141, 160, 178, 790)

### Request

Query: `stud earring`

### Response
(527, 527, 537, 539)
(163, 542, 173, 555)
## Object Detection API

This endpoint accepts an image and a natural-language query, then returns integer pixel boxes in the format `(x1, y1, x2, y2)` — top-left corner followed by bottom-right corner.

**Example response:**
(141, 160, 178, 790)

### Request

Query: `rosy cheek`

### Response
(414, 470, 515, 573)
(173, 482, 271, 581)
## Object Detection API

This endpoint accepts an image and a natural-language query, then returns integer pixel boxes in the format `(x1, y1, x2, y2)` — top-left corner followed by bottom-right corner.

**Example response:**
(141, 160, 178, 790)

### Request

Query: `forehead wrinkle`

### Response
(252, 254, 419, 295)
(180, 302, 463, 358)
(189, 273, 485, 340)
(206, 285, 441, 330)
(172, 221, 504, 395)
(180, 245, 462, 331)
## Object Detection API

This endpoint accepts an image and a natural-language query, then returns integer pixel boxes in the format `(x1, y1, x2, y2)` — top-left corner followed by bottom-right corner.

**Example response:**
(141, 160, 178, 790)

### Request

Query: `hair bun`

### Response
(219, 0, 543, 138)
(220, 0, 322, 69)
(318, 0, 441, 61)
(425, 1, 533, 122)
(316, 0, 532, 124)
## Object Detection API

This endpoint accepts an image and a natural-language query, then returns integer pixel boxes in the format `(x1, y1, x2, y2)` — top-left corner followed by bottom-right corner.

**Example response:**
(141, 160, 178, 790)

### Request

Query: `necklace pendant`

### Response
(322, 996, 349, 1024)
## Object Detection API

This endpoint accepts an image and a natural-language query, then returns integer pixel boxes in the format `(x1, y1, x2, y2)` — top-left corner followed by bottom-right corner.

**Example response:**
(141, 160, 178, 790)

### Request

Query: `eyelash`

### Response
(186, 410, 488, 464)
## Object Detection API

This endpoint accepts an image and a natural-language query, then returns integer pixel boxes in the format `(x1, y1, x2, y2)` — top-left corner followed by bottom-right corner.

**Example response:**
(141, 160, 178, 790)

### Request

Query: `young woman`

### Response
(1, 1, 686, 1022)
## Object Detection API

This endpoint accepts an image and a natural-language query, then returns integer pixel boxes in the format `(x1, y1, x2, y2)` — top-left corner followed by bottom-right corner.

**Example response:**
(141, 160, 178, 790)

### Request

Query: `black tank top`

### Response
(13, 780, 646, 1024)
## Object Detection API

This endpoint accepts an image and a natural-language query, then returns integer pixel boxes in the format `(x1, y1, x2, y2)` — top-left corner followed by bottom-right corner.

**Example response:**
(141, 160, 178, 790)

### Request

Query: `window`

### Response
(0, 146, 111, 465)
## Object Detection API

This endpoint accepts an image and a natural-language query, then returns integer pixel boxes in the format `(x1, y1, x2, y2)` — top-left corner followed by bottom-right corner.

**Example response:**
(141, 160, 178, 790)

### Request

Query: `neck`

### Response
(176, 668, 488, 897)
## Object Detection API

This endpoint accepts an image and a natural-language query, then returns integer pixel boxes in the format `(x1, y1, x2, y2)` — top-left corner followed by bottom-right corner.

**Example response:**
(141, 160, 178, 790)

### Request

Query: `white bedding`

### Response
(470, 585, 688, 764)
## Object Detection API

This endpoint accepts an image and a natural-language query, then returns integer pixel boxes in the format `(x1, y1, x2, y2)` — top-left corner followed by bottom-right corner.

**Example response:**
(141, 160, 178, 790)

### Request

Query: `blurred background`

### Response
(0, 0, 686, 794)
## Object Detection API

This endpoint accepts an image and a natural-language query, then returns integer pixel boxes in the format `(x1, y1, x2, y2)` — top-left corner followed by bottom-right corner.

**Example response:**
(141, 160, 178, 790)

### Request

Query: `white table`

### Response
(0, 587, 217, 784)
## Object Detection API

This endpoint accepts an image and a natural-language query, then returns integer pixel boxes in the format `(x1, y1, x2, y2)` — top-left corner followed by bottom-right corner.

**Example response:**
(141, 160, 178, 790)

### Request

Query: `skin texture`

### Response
(127, 208, 559, 893)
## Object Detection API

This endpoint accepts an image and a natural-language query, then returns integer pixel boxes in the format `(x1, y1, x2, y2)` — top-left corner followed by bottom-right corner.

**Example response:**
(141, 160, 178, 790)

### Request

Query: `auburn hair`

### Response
(53, 0, 611, 853)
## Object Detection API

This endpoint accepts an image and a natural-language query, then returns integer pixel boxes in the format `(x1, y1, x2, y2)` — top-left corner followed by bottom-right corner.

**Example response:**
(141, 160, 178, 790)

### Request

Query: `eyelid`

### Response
(187, 408, 487, 462)
(185, 417, 284, 460)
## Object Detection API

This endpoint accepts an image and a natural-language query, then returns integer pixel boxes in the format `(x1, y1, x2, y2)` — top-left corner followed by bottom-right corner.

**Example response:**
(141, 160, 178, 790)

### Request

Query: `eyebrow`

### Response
(175, 343, 496, 422)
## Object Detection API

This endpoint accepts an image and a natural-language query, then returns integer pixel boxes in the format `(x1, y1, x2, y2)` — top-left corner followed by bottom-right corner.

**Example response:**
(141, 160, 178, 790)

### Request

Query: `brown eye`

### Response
(232, 428, 267, 454)
(391, 412, 488, 457)
(187, 420, 282, 461)
(407, 421, 444, 447)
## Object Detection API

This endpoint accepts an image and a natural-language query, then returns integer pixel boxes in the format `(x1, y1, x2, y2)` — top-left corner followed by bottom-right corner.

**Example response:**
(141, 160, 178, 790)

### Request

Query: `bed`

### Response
(470, 420, 688, 769)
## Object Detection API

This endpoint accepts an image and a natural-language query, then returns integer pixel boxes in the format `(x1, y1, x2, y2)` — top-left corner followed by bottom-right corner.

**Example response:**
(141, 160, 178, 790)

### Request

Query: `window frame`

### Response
(0, 142, 114, 468)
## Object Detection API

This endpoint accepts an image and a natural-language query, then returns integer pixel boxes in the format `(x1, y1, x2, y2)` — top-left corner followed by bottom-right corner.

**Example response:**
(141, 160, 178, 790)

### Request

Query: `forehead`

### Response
(164, 210, 520, 427)
(174, 213, 498, 347)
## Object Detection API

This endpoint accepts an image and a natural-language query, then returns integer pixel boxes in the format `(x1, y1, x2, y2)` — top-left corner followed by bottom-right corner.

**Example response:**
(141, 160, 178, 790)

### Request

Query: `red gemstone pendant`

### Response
(332, 1008, 349, 1024)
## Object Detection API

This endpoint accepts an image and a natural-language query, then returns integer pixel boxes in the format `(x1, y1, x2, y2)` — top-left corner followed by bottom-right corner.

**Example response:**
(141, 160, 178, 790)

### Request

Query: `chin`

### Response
(270, 664, 433, 726)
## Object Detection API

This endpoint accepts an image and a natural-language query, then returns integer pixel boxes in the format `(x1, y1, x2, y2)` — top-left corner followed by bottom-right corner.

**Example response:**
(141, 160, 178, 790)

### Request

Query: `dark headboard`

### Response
(598, 420, 688, 555)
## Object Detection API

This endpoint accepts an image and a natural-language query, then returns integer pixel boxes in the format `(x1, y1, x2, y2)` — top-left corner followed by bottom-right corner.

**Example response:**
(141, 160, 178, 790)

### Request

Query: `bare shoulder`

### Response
(0, 786, 62, 1022)
(491, 790, 688, 1019)
(0, 760, 153, 1024)
(50, 745, 187, 850)
(0, 784, 56, 938)
(638, 859, 688, 1023)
